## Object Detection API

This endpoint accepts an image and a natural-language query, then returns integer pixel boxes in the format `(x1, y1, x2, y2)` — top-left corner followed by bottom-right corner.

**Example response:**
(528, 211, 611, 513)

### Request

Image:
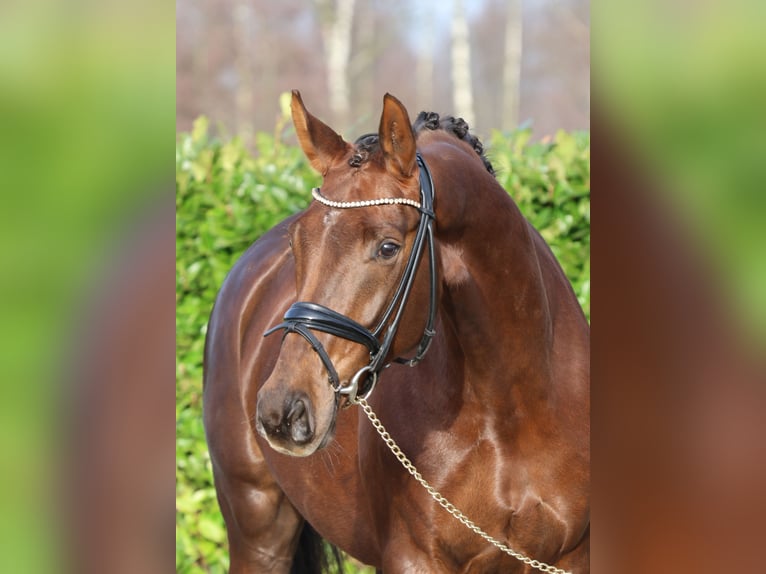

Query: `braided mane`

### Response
(348, 111, 495, 176)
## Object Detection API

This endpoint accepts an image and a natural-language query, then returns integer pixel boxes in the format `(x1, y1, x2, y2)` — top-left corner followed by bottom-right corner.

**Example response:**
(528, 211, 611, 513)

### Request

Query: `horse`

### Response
(203, 91, 589, 573)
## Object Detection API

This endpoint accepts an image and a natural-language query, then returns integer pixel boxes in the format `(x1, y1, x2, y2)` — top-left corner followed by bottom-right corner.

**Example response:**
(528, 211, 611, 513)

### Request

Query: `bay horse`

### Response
(203, 91, 589, 573)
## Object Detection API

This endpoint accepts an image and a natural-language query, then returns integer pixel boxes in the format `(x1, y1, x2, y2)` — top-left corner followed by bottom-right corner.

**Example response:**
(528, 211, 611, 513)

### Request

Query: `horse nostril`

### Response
(285, 397, 313, 445)
(256, 404, 282, 439)
(287, 398, 305, 423)
(256, 394, 314, 446)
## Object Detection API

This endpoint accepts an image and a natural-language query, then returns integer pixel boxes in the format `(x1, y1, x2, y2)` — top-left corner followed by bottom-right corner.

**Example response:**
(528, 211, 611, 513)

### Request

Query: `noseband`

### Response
(264, 154, 437, 404)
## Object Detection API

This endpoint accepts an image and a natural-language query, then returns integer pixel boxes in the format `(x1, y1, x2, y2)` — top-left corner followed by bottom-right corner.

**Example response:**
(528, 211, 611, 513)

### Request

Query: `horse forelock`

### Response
(347, 112, 495, 175)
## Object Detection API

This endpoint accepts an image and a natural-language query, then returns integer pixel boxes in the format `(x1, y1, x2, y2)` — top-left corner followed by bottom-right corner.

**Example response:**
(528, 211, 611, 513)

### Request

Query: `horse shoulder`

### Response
(204, 214, 298, 457)
(203, 216, 309, 571)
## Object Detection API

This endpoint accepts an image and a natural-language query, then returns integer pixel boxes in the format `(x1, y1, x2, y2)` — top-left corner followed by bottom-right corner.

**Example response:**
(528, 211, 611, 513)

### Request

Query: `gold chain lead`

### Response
(355, 397, 572, 574)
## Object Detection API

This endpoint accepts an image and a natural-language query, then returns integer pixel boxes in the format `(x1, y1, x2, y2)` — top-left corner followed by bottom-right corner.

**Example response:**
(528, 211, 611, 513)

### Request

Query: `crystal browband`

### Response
(311, 188, 421, 210)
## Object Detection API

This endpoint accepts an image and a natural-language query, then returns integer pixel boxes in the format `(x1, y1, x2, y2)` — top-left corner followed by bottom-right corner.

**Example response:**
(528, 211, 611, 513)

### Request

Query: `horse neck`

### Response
(422, 139, 555, 408)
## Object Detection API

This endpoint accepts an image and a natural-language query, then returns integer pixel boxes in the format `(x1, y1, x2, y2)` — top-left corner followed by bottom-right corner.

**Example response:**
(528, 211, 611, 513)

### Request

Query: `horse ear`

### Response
(379, 93, 416, 178)
(290, 90, 350, 175)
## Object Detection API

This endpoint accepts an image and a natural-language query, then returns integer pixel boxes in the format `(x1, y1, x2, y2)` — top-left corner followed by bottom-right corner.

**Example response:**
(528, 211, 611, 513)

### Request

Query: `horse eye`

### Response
(377, 242, 400, 259)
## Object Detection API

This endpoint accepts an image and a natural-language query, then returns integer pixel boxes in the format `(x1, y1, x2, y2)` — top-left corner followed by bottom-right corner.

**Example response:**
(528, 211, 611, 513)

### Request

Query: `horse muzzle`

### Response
(255, 368, 338, 457)
(256, 390, 314, 443)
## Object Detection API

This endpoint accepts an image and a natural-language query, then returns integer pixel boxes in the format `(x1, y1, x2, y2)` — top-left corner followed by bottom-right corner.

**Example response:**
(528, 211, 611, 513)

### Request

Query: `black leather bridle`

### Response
(264, 154, 437, 404)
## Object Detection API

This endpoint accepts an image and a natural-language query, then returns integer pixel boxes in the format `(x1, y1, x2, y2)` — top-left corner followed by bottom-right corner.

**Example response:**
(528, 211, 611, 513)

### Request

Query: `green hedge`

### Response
(176, 114, 589, 573)
(489, 128, 590, 315)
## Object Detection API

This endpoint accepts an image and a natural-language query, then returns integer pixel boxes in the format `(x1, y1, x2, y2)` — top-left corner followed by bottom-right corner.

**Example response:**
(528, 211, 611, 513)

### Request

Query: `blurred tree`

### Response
(234, 1, 255, 145)
(314, 0, 357, 130)
(415, 4, 435, 109)
(450, 0, 475, 126)
(175, 0, 589, 140)
(502, 0, 522, 128)
(519, 0, 589, 136)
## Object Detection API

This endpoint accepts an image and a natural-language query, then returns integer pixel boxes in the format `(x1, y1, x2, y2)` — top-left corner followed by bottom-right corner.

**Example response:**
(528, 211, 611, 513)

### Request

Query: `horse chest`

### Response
(373, 426, 570, 571)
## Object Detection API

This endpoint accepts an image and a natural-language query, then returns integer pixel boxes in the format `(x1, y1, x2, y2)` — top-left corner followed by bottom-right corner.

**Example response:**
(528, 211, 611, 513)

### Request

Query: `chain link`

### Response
(355, 397, 572, 574)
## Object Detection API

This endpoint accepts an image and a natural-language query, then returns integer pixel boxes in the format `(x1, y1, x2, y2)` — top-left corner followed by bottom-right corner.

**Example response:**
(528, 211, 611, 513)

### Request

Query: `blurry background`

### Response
(0, 0, 174, 573)
(592, 3, 766, 572)
(176, 0, 589, 140)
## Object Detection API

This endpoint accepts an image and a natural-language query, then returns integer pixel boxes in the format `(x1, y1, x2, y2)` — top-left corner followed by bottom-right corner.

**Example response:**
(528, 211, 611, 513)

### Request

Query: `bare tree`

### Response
(415, 4, 435, 109)
(233, 1, 255, 144)
(175, 0, 590, 141)
(314, 0, 357, 129)
(502, 0, 523, 129)
(450, 0, 475, 126)
(518, 0, 590, 137)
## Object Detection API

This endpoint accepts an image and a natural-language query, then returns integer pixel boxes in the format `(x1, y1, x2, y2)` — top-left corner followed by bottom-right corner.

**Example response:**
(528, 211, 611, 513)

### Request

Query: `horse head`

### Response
(255, 91, 436, 456)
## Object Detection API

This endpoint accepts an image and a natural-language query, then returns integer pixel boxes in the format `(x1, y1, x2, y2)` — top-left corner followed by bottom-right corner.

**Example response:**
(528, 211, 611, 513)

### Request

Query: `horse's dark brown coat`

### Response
(203, 92, 589, 573)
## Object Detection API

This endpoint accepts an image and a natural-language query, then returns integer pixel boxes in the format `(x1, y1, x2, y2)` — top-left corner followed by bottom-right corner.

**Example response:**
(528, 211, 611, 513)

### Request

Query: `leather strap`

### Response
(266, 302, 380, 354)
